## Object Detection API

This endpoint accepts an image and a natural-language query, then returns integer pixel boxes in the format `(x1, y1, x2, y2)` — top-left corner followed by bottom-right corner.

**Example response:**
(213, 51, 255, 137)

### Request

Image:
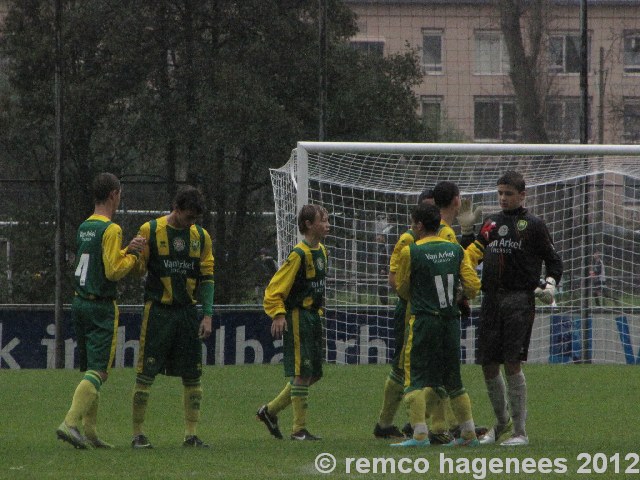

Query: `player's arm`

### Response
(389, 231, 414, 290)
(438, 224, 458, 244)
(130, 222, 151, 277)
(101, 223, 142, 281)
(197, 229, 215, 339)
(537, 223, 563, 285)
(394, 246, 412, 301)
(459, 249, 481, 300)
(264, 252, 301, 337)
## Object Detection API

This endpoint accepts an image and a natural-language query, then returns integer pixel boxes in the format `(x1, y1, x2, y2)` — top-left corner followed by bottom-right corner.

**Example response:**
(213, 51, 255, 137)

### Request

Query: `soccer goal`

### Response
(270, 142, 640, 365)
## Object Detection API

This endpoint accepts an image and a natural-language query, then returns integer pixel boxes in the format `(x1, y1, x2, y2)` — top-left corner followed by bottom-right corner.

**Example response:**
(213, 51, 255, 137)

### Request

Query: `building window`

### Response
(623, 31, 640, 74)
(422, 30, 443, 73)
(549, 33, 588, 74)
(474, 98, 518, 142)
(350, 40, 384, 56)
(475, 32, 509, 74)
(421, 97, 442, 141)
(546, 98, 581, 143)
(623, 99, 640, 143)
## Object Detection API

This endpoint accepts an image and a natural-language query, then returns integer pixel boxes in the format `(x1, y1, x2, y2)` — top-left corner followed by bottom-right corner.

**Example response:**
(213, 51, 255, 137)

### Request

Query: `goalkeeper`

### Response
(257, 204, 329, 441)
(473, 171, 563, 447)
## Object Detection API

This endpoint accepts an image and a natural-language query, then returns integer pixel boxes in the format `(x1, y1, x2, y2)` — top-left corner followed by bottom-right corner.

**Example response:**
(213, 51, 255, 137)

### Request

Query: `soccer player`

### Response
(390, 203, 481, 447)
(373, 188, 434, 441)
(475, 171, 563, 446)
(57, 172, 145, 449)
(130, 186, 214, 449)
(257, 204, 329, 441)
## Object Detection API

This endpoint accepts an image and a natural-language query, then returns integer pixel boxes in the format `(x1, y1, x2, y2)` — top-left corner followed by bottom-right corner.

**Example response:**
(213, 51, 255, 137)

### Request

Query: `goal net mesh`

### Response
(270, 145, 640, 365)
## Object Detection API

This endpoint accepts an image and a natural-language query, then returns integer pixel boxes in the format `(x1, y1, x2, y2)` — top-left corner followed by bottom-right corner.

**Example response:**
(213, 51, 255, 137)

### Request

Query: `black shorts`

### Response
(477, 290, 535, 365)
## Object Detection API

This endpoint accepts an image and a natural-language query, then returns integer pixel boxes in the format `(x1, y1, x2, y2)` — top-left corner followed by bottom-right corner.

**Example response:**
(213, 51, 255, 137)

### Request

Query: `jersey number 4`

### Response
(434, 274, 455, 308)
(75, 253, 90, 286)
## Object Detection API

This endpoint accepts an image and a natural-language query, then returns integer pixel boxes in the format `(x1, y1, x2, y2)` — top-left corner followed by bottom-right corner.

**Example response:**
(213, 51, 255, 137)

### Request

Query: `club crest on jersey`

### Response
(190, 240, 200, 251)
(315, 257, 325, 271)
(173, 237, 186, 252)
(517, 220, 528, 231)
(498, 225, 509, 237)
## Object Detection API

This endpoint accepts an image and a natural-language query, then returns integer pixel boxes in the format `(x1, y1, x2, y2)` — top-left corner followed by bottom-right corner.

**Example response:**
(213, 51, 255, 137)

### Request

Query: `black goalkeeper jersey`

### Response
(480, 207, 563, 293)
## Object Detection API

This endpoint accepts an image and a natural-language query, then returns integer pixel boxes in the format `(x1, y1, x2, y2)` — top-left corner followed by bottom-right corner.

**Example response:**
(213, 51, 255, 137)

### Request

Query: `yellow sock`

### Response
(444, 397, 458, 431)
(404, 389, 427, 440)
(83, 393, 100, 439)
(291, 384, 309, 434)
(378, 375, 404, 427)
(267, 382, 292, 416)
(64, 378, 98, 428)
(132, 383, 151, 435)
(183, 383, 203, 436)
(429, 395, 448, 434)
(450, 392, 476, 440)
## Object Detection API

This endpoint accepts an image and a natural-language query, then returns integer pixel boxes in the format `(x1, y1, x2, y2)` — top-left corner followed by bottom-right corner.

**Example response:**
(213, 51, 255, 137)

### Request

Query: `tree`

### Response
(498, 0, 551, 143)
(0, 0, 427, 304)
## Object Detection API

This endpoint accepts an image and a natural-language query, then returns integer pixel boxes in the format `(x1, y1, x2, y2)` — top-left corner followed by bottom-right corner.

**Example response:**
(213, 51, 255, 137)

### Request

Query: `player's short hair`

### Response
(417, 188, 434, 204)
(92, 172, 121, 204)
(497, 171, 526, 192)
(433, 181, 460, 208)
(298, 204, 328, 234)
(412, 203, 441, 234)
(173, 186, 206, 215)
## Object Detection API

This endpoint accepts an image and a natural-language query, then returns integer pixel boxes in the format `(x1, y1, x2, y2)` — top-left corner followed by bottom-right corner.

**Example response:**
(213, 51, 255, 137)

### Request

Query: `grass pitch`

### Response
(1, 363, 638, 479)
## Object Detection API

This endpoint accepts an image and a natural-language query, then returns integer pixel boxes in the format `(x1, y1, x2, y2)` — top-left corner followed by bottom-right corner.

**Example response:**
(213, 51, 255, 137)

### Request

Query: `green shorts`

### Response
(283, 308, 323, 379)
(71, 296, 118, 373)
(137, 301, 203, 379)
(404, 312, 463, 395)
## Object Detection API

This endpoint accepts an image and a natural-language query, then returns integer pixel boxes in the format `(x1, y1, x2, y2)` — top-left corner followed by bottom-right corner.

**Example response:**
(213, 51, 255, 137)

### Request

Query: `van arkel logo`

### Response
(498, 225, 509, 237)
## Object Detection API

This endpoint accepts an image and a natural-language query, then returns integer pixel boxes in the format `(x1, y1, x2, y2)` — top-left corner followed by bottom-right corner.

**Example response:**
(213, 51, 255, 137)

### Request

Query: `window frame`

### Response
(421, 96, 443, 140)
(623, 31, 640, 75)
(545, 97, 582, 143)
(349, 39, 385, 56)
(474, 31, 510, 75)
(473, 97, 519, 142)
(623, 98, 640, 144)
(548, 32, 590, 74)
(422, 29, 443, 74)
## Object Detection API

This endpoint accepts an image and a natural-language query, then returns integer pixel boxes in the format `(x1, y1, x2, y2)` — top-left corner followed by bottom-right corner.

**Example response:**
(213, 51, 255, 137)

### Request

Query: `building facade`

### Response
(345, 0, 640, 143)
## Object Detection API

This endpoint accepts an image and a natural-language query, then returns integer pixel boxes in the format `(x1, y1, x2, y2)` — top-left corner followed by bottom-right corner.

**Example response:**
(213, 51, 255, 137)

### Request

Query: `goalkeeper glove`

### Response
(458, 198, 483, 236)
(534, 277, 557, 305)
(476, 219, 497, 246)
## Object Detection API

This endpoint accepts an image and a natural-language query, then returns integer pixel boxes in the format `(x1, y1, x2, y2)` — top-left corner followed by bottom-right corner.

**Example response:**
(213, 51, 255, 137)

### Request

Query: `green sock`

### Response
(267, 382, 292, 416)
(291, 384, 309, 434)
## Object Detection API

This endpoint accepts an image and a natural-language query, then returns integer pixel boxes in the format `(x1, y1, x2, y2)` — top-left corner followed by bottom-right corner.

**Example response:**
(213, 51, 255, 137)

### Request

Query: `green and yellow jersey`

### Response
(73, 214, 138, 300)
(263, 241, 328, 319)
(439, 219, 484, 269)
(389, 230, 417, 274)
(136, 216, 214, 314)
(395, 236, 480, 317)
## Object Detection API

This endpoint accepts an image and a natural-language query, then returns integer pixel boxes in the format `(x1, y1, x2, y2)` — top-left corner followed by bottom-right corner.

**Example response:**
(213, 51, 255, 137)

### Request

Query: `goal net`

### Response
(270, 142, 640, 365)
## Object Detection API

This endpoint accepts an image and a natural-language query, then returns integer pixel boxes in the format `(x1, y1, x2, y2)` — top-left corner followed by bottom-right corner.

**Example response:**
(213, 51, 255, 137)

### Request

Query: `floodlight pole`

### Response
(54, 0, 66, 368)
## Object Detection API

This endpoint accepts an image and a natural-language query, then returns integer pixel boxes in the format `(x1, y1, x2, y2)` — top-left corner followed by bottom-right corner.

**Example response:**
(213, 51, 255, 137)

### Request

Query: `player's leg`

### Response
(174, 305, 209, 447)
(289, 309, 322, 440)
(82, 300, 118, 448)
(375, 298, 408, 439)
(131, 301, 169, 448)
(392, 314, 439, 447)
(477, 294, 512, 445)
(442, 317, 478, 447)
(499, 291, 535, 446)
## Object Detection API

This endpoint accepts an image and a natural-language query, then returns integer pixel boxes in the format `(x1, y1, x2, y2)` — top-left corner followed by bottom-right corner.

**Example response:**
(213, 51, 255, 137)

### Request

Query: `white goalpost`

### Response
(270, 142, 640, 365)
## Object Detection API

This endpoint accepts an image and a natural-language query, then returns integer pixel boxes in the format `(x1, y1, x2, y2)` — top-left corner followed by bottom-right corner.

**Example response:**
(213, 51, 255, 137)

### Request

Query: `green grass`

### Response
(1, 364, 639, 479)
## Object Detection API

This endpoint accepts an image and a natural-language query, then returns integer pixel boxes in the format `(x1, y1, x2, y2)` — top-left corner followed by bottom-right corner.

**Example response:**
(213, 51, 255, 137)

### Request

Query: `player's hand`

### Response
(477, 219, 497, 246)
(458, 199, 483, 236)
(127, 235, 146, 255)
(271, 315, 287, 339)
(198, 315, 212, 339)
(457, 297, 471, 318)
(534, 277, 557, 305)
